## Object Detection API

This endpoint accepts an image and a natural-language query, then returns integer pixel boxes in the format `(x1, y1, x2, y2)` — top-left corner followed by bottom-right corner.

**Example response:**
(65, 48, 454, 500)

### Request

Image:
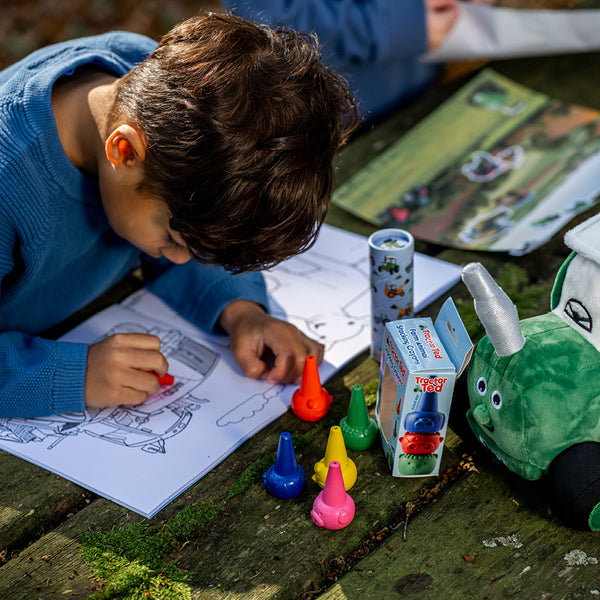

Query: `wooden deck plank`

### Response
(0, 450, 88, 556)
(318, 455, 600, 600)
(0, 498, 141, 600)
(177, 430, 469, 599)
(0, 355, 472, 599)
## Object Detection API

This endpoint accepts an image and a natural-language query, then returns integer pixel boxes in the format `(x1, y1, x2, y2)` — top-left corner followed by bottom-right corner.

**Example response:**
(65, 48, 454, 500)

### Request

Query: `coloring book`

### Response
(0, 225, 461, 517)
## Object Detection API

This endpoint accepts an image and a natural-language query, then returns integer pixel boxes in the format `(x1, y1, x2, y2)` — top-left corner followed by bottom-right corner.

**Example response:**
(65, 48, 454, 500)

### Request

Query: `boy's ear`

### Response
(105, 124, 146, 167)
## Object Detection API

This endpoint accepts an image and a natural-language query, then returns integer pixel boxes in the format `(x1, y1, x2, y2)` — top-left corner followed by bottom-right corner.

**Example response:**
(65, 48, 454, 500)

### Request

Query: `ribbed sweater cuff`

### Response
(52, 341, 88, 414)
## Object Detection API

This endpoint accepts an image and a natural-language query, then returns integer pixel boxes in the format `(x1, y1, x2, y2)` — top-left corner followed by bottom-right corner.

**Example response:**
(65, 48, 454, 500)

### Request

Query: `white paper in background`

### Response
(424, 3, 600, 61)
(0, 225, 461, 517)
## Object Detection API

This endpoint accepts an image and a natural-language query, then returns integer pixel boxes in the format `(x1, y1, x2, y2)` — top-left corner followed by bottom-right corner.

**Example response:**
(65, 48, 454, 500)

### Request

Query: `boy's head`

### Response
(108, 12, 359, 273)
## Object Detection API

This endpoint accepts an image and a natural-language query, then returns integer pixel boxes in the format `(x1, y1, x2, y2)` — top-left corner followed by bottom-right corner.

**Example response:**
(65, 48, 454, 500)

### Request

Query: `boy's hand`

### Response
(426, 0, 460, 50)
(219, 300, 324, 385)
(85, 333, 169, 408)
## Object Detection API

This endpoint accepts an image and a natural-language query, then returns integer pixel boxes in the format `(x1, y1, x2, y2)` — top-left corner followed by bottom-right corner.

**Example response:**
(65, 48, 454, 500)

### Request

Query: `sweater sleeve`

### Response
(0, 332, 88, 418)
(0, 229, 88, 418)
(224, 0, 429, 63)
(143, 259, 269, 334)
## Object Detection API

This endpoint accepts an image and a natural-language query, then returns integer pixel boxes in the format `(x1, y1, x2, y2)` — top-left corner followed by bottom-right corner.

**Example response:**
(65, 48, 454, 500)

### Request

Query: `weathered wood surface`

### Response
(0, 354, 471, 599)
(2, 33, 600, 600)
(319, 454, 600, 600)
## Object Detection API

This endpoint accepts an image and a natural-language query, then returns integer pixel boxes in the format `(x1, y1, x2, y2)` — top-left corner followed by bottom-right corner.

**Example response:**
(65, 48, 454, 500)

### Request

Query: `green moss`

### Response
(79, 425, 325, 599)
(81, 495, 237, 598)
(227, 455, 275, 500)
(80, 499, 232, 598)
(496, 263, 550, 317)
(81, 547, 191, 600)
(363, 379, 379, 407)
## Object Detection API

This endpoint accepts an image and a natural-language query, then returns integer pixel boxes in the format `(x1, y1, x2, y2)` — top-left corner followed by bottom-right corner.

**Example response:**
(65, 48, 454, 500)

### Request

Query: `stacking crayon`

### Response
(339, 384, 379, 451)
(291, 355, 332, 422)
(263, 432, 306, 499)
(313, 425, 357, 490)
(311, 461, 355, 530)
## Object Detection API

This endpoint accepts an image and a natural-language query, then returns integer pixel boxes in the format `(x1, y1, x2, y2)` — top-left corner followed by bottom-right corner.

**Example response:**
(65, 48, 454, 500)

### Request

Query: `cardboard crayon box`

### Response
(375, 298, 472, 477)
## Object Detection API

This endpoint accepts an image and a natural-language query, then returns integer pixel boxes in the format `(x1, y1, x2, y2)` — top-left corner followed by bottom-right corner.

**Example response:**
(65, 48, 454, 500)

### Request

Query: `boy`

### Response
(0, 12, 358, 418)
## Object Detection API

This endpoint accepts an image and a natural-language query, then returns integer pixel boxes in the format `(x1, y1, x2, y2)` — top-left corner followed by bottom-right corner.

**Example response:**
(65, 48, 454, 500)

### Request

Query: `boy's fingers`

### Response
(104, 386, 149, 407)
(84, 376, 153, 409)
(86, 334, 167, 402)
(266, 350, 297, 384)
(110, 332, 162, 350)
(127, 348, 169, 376)
(235, 348, 268, 380)
(273, 338, 324, 383)
(102, 334, 168, 376)
(306, 340, 325, 364)
(261, 336, 325, 384)
(125, 368, 161, 396)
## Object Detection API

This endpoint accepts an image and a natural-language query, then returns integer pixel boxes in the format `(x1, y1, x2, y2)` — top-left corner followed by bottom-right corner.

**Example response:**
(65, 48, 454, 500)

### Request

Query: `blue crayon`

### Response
(263, 432, 307, 499)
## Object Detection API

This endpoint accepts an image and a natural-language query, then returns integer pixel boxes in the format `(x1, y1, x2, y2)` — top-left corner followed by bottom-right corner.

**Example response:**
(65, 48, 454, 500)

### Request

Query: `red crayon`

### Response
(147, 371, 175, 386)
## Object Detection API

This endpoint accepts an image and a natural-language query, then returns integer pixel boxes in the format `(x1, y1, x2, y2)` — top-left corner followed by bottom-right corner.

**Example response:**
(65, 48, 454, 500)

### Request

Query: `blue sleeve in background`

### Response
(223, 0, 440, 119)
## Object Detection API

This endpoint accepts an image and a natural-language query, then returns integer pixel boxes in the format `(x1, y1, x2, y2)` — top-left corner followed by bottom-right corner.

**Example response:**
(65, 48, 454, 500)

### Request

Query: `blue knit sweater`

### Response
(223, 0, 440, 119)
(0, 33, 268, 418)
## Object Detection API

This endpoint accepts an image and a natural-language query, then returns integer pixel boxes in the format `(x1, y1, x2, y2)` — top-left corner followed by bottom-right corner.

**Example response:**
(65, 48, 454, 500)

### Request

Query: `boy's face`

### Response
(101, 179, 192, 264)
(98, 124, 193, 264)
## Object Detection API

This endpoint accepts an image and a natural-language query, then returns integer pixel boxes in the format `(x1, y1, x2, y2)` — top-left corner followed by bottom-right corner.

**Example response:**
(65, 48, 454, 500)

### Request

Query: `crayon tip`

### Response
(147, 371, 175, 386)
(313, 426, 357, 490)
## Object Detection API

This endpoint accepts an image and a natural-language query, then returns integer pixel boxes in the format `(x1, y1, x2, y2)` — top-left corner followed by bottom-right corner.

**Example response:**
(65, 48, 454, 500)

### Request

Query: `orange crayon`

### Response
(291, 355, 332, 422)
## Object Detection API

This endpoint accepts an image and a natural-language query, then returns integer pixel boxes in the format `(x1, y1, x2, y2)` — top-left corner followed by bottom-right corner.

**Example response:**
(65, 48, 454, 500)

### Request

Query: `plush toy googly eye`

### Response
(490, 390, 502, 409)
(476, 376, 487, 396)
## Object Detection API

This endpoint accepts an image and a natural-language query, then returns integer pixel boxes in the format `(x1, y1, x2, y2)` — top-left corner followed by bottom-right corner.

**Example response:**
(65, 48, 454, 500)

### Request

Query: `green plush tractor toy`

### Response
(462, 214, 600, 531)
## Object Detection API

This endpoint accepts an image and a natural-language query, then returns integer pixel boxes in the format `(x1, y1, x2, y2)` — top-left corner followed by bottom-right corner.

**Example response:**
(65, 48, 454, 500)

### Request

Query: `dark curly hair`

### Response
(109, 12, 359, 272)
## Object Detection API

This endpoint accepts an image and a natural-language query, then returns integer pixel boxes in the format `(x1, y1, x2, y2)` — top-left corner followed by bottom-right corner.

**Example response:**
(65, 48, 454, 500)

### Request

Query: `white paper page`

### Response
(424, 4, 600, 61)
(0, 225, 461, 517)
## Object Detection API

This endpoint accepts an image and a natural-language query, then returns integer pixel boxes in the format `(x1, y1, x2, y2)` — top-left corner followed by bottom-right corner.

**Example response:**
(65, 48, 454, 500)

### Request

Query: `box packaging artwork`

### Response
(375, 298, 473, 477)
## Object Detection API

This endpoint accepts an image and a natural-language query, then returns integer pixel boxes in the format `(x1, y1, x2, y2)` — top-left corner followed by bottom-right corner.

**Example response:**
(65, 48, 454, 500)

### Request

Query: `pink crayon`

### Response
(311, 460, 355, 530)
